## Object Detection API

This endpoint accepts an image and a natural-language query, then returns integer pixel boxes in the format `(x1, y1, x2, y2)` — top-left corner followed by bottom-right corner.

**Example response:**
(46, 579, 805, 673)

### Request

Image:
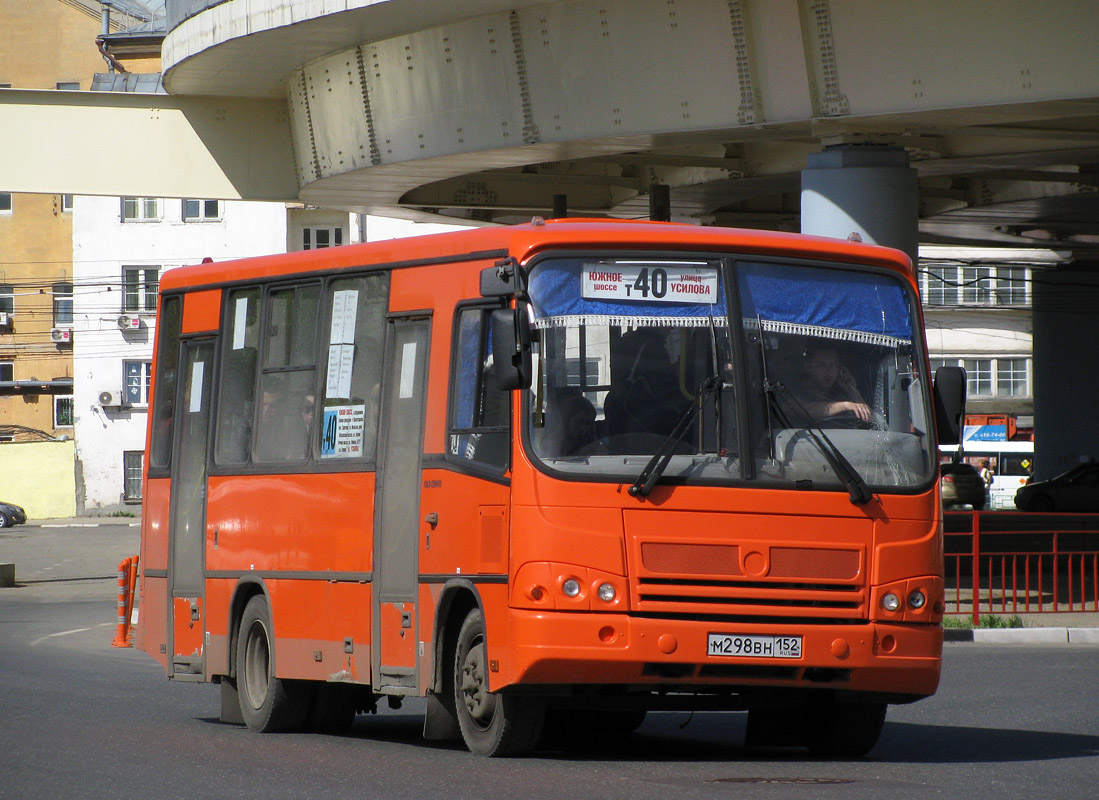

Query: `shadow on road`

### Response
(195, 711, 1099, 764)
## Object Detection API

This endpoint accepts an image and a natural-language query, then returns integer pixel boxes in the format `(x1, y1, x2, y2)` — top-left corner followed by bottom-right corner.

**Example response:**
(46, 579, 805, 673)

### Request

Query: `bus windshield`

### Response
(525, 255, 935, 493)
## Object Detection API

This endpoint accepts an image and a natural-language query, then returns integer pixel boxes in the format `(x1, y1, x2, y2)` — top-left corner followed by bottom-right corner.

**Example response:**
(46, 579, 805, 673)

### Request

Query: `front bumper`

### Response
(501, 610, 942, 701)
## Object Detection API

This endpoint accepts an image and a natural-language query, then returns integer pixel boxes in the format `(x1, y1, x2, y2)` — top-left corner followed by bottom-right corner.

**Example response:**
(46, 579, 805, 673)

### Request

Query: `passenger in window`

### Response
(791, 341, 870, 424)
(300, 393, 315, 448)
(256, 386, 311, 462)
(549, 391, 597, 456)
(604, 328, 683, 438)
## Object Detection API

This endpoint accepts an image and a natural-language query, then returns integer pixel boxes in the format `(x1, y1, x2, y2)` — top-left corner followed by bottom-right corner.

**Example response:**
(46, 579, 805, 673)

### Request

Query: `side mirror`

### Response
(490, 307, 532, 390)
(480, 258, 526, 298)
(933, 366, 966, 445)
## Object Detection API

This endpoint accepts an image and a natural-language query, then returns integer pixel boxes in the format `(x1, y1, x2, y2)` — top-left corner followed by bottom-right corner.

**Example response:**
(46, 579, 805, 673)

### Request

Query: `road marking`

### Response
(31, 622, 113, 646)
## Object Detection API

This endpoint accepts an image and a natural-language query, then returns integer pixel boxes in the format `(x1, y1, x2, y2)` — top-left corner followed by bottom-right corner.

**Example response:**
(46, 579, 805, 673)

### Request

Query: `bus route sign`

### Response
(582, 264, 719, 304)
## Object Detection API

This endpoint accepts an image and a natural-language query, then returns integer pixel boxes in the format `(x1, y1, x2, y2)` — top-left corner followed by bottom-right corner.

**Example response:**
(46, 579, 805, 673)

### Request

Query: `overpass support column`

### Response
(800, 145, 918, 266)
(1032, 266, 1099, 478)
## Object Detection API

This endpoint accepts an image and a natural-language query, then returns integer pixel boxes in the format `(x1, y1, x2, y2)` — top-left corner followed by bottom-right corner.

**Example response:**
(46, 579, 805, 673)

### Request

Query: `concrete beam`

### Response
(0, 89, 298, 201)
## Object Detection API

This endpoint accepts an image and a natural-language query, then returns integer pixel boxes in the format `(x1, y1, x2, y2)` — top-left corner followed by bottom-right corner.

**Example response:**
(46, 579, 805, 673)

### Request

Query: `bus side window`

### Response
(254, 284, 320, 464)
(318, 273, 388, 462)
(149, 295, 182, 471)
(448, 306, 509, 471)
(214, 287, 260, 465)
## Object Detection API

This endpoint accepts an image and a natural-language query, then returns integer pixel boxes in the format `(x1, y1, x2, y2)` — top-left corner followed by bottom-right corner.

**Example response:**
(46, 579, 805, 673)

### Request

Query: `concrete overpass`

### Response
(3, 0, 1099, 471)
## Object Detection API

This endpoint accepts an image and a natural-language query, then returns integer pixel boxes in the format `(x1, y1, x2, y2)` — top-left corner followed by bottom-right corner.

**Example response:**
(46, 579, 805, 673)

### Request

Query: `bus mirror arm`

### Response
(933, 366, 967, 445)
(490, 307, 533, 391)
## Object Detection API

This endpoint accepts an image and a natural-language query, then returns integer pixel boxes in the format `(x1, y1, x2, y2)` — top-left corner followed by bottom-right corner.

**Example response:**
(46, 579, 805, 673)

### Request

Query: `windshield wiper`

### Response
(629, 377, 721, 498)
(764, 381, 873, 506)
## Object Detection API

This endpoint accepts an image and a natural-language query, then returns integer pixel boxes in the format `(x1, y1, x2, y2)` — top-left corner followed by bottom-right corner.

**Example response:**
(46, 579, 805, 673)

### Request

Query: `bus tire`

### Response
(236, 595, 311, 733)
(804, 700, 887, 758)
(453, 608, 544, 756)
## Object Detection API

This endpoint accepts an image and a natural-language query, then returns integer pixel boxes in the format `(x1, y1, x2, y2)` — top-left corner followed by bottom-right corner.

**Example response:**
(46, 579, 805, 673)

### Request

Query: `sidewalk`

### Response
(947, 627, 1099, 643)
(944, 610, 1099, 644)
(23, 516, 141, 528)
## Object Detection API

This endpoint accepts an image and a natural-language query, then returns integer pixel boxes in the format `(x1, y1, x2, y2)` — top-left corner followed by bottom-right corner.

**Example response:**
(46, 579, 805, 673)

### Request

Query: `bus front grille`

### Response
(630, 541, 867, 621)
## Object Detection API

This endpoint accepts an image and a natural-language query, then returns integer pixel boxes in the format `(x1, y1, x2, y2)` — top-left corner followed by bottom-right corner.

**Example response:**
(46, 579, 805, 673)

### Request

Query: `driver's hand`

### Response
(846, 401, 871, 422)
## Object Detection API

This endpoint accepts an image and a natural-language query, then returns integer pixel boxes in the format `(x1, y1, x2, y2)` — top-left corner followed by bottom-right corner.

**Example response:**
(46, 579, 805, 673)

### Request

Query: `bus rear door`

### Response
(168, 337, 215, 678)
(373, 317, 431, 692)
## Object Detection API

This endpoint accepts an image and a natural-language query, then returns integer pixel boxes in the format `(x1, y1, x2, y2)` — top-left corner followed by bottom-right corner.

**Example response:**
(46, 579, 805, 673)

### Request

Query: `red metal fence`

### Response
(944, 511, 1099, 624)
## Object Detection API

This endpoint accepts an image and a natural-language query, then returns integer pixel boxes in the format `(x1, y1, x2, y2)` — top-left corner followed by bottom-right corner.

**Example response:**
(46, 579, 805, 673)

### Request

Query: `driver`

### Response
(792, 341, 870, 423)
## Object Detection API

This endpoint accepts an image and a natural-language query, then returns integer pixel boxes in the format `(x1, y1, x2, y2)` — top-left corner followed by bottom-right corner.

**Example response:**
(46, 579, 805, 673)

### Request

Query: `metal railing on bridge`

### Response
(944, 511, 1099, 625)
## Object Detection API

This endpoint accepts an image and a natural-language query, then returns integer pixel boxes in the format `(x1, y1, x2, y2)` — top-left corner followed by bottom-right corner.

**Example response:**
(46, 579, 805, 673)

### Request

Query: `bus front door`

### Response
(167, 339, 214, 679)
(373, 318, 430, 692)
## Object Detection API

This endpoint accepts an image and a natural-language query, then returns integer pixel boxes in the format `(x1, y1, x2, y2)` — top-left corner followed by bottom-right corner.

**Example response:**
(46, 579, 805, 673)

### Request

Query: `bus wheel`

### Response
(453, 608, 545, 756)
(804, 700, 887, 758)
(236, 595, 311, 733)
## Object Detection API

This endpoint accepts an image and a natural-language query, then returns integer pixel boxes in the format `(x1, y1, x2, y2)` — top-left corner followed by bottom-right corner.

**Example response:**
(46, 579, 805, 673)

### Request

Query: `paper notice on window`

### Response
(188, 360, 204, 413)
(330, 289, 359, 344)
(326, 344, 355, 399)
(233, 297, 248, 350)
(320, 404, 366, 458)
(399, 341, 417, 399)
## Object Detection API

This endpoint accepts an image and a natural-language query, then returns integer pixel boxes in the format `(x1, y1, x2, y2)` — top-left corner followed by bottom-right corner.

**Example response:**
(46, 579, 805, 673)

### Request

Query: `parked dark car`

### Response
(1014, 462, 1099, 512)
(0, 501, 27, 528)
(941, 462, 986, 510)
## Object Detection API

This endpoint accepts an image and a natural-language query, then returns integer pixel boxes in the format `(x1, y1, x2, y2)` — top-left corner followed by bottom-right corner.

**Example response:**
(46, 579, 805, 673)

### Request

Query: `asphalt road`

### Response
(2, 522, 1098, 800)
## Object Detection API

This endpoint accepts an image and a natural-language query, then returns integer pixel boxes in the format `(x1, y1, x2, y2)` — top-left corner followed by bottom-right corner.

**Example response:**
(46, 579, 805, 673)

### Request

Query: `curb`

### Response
(25, 521, 141, 528)
(945, 627, 1099, 644)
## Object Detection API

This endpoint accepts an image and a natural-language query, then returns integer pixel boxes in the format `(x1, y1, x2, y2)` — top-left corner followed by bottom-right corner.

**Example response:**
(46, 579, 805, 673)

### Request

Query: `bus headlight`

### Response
(562, 578, 581, 598)
(597, 582, 616, 603)
(881, 592, 902, 612)
(907, 590, 927, 610)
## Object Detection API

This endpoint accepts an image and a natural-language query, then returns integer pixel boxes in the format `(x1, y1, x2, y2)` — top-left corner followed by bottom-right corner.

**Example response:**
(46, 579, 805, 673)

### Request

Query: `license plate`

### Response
(707, 633, 802, 659)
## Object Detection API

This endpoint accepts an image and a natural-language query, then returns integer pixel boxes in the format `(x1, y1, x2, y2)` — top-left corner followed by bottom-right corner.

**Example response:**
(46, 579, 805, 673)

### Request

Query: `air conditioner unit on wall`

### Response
(0, 311, 10, 327)
(98, 390, 119, 406)
(117, 314, 141, 330)
(50, 327, 72, 343)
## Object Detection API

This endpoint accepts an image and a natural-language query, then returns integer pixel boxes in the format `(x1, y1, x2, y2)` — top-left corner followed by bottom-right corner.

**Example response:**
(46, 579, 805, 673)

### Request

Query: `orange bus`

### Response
(136, 219, 965, 757)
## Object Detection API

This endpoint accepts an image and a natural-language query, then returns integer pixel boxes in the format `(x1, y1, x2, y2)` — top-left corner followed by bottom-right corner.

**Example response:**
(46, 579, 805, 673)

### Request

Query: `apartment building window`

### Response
(921, 264, 1030, 306)
(56, 81, 80, 90)
(0, 193, 11, 214)
(303, 226, 343, 250)
(0, 284, 13, 314)
(995, 267, 1028, 305)
(53, 283, 73, 326)
(123, 267, 159, 312)
(182, 199, 222, 221)
(997, 357, 1029, 397)
(933, 357, 1030, 399)
(1, 362, 13, 383)
(121, 197, 160, 221)
(61, 195, 73, 212)
(54, 396, 74, 428)
(124, 360, 153, 406)
(123, 451, 144, 501)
